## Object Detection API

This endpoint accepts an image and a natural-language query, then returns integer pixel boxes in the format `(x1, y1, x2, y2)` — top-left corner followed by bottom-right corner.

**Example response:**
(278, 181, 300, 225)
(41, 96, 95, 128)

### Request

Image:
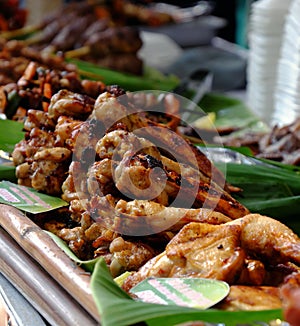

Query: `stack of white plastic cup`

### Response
(246, 0, 292, 124)
(272, 0, 300, 126)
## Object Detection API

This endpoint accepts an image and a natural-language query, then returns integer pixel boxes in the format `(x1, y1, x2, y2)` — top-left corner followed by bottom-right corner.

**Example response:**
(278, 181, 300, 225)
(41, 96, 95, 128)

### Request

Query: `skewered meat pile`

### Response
(0, 59, 125, 121)
(10, 82, 300, 315)
(12, 86, 248, 262)
(0, 38, 79, 86)
(0, 0, 175, 77)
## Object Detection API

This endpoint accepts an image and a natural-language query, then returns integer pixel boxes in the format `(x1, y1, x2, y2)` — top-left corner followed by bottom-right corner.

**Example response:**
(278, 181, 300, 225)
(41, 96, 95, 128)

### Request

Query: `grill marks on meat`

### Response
(12, 88, 300, 308)
(13, 89, 250, 276)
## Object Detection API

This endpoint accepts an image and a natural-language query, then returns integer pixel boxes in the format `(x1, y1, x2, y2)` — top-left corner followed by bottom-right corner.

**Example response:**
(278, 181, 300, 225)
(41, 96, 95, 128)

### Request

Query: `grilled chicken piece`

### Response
(24, 109, 56, 131)
(92, 92, 248, 215)
(12, 127, 56, 165)
(123, 222, 246, 290)
(109, 237, 156, 277)
(114, 152, 248, 218)
(215, 285, 282, 311)
(48, 89, 95, 120)
(123, 214, 300, 292)
(165, 222, 245, 282)
(114, 199, 232, 233)
(54, 116, 83, 147)
(229, 214, 300, 265)
(33, 147, 71, 162)
(237, 258, 266, 285)
(93, 119, 249, 219)
(122, 251, 174, 292)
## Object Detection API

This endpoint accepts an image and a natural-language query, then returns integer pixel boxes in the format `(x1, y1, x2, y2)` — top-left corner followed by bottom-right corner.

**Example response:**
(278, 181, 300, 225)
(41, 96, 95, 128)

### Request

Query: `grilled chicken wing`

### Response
(114, 199, 232, 233)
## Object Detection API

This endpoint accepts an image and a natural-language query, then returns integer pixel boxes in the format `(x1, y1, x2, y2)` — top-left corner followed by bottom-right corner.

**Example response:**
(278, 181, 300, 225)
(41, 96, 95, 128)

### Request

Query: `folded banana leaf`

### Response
(90, 258, 282, 326)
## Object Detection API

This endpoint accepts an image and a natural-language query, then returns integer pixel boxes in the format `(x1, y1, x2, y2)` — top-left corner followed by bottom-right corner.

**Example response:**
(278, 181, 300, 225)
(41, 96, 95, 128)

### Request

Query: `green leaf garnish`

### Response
(68, 59, 180, 91)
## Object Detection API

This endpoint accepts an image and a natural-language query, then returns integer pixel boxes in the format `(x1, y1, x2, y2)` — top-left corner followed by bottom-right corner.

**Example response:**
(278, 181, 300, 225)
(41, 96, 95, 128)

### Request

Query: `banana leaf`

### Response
(198, 93, 269, 134)
(0, 119, 24, 181)
(67, 59, 180, 91)
(214, 158, 300, 233)
(0, 164, 16, 182)
(0, 119, 24, 153)
(90, 258, 283, 326)
(45, 230, 99, 273)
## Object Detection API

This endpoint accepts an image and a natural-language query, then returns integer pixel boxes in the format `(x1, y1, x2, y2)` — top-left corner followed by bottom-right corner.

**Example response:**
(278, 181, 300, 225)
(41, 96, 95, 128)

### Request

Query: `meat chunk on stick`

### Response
(91, 93, 249, 218)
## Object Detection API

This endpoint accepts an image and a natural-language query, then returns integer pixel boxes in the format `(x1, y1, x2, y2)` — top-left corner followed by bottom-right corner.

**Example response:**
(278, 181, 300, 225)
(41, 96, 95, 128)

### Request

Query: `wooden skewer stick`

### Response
(65, 46, 91, 59)
(0, 24, 42, 40)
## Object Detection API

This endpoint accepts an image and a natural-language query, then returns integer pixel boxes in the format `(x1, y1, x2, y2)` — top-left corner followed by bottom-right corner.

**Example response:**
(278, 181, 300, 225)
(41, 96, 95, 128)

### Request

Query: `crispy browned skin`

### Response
(123, 214, 300, 292)
(228, 214, 300, 265)
(122, 222, 246, 290)
(216, 285, 282, 311)
(165, 223, 245, 282)
(113, 199, 232, 234)
(91, 95, 250, 219)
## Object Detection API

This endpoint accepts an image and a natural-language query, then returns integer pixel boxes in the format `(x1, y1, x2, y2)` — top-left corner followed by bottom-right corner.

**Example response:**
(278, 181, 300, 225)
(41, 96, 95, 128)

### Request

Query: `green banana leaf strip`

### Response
(0, 164, 16, 182)
(198, 93, 269, 134)
(222, 162, 300, 195)
(91, 258, 283, 326)
(218, 162, 300, 224)
(0, 119, 24, 153)
(67, 58, 179, 91)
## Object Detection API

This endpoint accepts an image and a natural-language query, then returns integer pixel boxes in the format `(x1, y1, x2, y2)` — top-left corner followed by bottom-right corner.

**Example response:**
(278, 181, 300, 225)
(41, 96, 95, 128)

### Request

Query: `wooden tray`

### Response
(0, 204, 100, 325)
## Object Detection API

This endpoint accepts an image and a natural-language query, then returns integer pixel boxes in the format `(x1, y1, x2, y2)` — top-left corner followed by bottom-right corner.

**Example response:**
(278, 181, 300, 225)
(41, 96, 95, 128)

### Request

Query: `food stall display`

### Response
(0, 1, 300, 326)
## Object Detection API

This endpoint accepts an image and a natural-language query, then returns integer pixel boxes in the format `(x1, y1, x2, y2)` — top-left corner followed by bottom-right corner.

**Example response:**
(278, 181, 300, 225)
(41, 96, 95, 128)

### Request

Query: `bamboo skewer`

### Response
(0, 24, 42, 40)
(0, 227, 98, 326)
(0, 204, 100, 322)
(65, 46, 91, 59)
